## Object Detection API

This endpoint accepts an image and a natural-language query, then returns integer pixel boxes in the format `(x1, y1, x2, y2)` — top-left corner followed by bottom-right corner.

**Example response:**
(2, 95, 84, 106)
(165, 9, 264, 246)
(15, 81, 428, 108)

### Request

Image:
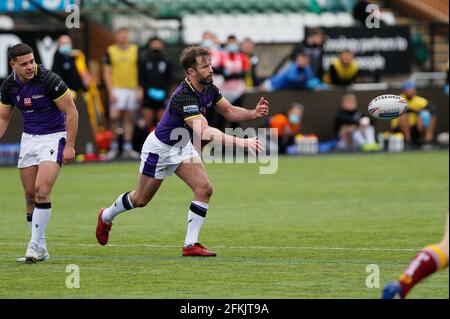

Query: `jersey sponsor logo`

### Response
(24, 98, 32, 108)
(183, 105, 199, 114)
(16, 95, 21, 102)
(32, 95, 45, 99)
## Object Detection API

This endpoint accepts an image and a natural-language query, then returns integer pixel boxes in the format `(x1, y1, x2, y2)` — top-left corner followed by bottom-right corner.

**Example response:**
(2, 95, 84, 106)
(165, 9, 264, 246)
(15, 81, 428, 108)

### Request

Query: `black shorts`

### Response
(142, 96, 165, 110)
(142, 87, 167, 110)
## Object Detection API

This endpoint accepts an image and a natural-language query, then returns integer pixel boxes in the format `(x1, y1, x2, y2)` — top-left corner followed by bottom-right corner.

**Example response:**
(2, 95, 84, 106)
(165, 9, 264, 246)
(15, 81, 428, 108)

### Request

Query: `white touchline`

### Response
(0, 242, 417, 252)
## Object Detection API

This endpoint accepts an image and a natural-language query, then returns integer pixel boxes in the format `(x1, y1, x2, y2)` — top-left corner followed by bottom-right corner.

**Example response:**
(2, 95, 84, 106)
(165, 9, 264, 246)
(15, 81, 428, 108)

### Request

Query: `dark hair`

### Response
(148, 36, 162, 44)
(8, 43, 33, 61)
(227, 35, 237, 41)
(294, 50, 308, 58)
(180, 46, 210, 72)
(307, 27, 323, 37)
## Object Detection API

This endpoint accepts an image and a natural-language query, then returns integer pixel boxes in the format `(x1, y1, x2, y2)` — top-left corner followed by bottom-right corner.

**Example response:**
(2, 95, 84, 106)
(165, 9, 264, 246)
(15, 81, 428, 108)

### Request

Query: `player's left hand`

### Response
(63, 146, 76, 165)
(254, 97, 269, 119)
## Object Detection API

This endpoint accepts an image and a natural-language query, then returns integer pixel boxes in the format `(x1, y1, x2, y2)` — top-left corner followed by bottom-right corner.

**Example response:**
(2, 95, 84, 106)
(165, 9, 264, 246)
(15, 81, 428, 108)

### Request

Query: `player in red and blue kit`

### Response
(0, 43, 78, 262)
(96, 46, 270, 256)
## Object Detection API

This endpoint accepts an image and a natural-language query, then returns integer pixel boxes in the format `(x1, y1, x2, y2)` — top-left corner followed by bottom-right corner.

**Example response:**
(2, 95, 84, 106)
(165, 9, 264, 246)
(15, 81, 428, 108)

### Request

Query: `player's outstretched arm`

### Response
(56, 94, 79, 165)
(215, 96, 269, 123)
(186, 115, 264, 155)
(0, 104, 12, 139)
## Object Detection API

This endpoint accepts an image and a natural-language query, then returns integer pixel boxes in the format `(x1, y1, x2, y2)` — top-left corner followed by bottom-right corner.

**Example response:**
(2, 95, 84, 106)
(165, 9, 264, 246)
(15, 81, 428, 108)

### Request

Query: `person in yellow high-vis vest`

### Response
(323, 50, 359, 86)
(391, 81, 437, 147)
(103, 28, 142, 160)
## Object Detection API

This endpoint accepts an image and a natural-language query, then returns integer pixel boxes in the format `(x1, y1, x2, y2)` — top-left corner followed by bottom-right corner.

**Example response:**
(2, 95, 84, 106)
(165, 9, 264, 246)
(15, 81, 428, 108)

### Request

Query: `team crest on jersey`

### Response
(24, 98, 32, 107)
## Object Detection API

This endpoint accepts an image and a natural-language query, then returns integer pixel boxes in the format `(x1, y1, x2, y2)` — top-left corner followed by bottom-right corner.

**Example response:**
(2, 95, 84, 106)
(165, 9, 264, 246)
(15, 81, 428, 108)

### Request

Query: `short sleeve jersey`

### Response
(0, 64, 69, 135)
(155, 78, 224, 146)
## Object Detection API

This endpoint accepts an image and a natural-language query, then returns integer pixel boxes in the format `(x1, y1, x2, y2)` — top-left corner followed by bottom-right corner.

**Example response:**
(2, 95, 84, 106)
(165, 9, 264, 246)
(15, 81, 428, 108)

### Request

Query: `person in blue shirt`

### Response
(261, 52, 315, 91)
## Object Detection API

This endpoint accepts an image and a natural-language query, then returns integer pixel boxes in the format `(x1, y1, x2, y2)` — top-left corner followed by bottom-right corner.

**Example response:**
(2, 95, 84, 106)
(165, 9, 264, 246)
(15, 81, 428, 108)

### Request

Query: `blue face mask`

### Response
(289, 114, 301, 124)
(226, 43, 239, 53)
(202, 39, 214, 49)
(58, 44, 72, 55)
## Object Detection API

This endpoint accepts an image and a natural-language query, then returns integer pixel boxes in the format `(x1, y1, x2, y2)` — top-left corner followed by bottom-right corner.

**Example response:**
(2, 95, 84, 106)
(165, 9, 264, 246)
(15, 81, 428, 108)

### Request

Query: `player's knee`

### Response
(196, 183, 213, 199)
(35, 186, 51, 202)
(24, 192, 35, 205)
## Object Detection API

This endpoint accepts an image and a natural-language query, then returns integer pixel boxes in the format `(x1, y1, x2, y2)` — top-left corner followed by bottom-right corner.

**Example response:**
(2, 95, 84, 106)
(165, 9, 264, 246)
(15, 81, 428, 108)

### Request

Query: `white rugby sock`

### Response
(30, 204, 51, 246)
(27, 213, 47, 249)
(184, 201, 209, 247)
(102, 192, 134, 224)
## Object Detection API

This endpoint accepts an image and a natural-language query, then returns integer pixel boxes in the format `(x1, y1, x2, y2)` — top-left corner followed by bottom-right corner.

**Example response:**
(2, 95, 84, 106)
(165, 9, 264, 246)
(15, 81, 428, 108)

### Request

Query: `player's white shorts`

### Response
(111, 88, 139, 111)
(139, 131, 200, 180)
(18, 132, 67, 168)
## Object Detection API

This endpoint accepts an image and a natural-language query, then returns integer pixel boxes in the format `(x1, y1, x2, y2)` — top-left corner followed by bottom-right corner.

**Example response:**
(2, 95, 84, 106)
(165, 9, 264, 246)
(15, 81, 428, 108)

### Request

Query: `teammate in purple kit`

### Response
(0, 43, 79, 262)
(96, 46, 269, 256)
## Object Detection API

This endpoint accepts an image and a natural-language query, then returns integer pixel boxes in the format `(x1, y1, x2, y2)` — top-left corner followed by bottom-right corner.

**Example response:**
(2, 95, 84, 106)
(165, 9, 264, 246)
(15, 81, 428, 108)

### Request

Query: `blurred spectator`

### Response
(200, 31, 224, 87)
(240, 37, 260, 88)
(334, 93, 376, 151)
(268, 103, 304, 154)
(53, 34, 106, 148)
(218, 35, 249, 103)
(52, 35, 88, 98)
(103, 28, 141, 160)
(391, 81, 437, 148)
(138, 36, 173, 131)
(214, 35, 250, 130)
(290, 27, 324, 80)
(260, 52, 314, 91)
(323, 50, 359, 86)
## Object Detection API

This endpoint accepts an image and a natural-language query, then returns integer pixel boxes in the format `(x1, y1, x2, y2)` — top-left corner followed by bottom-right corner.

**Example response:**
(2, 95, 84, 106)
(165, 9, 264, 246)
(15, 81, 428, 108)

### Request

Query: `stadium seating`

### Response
(81, 0, 350, 18)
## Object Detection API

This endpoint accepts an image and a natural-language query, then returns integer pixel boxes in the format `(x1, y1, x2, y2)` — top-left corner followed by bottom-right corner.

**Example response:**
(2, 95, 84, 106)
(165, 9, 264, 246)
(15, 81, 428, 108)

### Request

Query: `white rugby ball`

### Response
(368, 94, 407, 120)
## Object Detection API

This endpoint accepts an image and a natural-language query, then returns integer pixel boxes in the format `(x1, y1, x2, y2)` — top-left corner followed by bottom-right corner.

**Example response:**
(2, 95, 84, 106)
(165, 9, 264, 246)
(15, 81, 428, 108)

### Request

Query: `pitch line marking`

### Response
(0, 242, 417, 252)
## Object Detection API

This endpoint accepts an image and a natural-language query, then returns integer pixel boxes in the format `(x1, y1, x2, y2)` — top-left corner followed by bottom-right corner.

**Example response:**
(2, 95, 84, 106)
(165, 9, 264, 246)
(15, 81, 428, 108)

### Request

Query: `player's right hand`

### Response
(62, 146, 76, 165)
(239, 137, 265, 156)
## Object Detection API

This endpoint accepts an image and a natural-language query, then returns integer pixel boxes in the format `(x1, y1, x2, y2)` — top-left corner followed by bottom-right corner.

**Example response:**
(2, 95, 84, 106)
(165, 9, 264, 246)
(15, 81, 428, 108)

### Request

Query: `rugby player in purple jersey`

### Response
(0, 43, 78, 262)
(96, 46, 269, 256)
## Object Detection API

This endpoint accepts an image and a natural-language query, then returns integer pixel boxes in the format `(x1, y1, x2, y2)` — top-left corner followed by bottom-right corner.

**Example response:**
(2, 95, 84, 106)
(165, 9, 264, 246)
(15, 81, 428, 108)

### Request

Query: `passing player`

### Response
(382, 212, 449, 298)
(96, 46, 269, 256)
(0, 43, 78, 262)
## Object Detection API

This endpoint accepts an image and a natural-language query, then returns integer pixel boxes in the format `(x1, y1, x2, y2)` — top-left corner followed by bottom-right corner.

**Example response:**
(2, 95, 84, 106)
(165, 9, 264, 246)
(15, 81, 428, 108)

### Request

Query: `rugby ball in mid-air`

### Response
(368, 95, 407, 120)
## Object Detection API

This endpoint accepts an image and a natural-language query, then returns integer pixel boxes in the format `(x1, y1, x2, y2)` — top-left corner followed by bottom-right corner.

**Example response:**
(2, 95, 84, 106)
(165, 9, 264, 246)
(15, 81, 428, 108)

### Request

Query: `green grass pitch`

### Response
(0, 151, 448, 298)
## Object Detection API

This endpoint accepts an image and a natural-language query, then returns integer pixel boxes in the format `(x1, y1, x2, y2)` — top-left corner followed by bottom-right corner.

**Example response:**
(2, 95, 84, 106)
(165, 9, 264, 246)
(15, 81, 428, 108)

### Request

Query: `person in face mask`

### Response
(289, 28, 324, 79)
(138, 36, 173, 133)
(212, 35, 250, 131)
(52, 35, 86, 94)
(268, 103, 304, 154)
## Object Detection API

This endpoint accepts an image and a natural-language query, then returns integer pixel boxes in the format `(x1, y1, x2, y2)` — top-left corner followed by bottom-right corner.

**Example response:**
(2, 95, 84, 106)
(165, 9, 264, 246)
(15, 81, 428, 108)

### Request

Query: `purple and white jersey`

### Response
(155, 78, 224, 146)
(0, 64, 70, 135)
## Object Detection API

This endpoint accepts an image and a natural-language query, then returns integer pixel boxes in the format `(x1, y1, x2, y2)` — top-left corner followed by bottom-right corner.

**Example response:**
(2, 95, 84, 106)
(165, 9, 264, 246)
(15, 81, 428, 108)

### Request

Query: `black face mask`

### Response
(150, 49, 161, 56)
